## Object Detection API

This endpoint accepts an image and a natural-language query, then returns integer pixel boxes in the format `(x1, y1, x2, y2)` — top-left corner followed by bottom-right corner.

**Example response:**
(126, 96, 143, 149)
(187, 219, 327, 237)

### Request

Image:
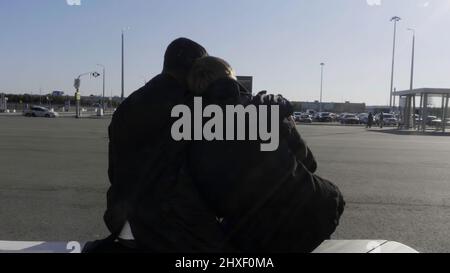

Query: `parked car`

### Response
(329, 113, 337, 122)
(298, 114, 313, 123)
(414, 115, 430, 124)
(426, 116, 438, 126)
(430, 118, 442, 127)
(306, 109, 316, 117)
(293, 112, 302, 122)
(315, 112, 333, 122)
(358, 113, 369, 124)
(341, 114, 360, 125)
(375, 113, 398, 126)
(413, 116, 450, 127)
(428, 117, 450, 127)
(23, 106, 59, 118)
(337, 113, 348, 122)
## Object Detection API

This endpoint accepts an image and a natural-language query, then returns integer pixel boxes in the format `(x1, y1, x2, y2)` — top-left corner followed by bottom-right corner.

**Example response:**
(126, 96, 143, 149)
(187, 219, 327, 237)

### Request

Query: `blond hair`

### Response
(188, 56, 236, 95)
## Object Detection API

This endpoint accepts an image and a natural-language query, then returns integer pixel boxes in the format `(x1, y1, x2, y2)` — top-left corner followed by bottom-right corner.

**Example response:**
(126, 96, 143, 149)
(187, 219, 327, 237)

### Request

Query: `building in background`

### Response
(366, 106, 392, 114)
(292, 100, 366, 114)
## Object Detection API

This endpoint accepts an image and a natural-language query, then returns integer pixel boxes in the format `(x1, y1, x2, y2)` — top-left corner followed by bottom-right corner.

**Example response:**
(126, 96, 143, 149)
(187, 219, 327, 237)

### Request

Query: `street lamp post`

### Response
(407, 28, 415, 93)
(121, 28, 131, 103)
(74, 71, 101, 118)
(389, 16, 401, 111)
(407, 28, 416, 128)
(97, 64, 106, 110)
(121, 30, 125, 102)
(320, 62, 325, 113)
(121, 27, 131, 103)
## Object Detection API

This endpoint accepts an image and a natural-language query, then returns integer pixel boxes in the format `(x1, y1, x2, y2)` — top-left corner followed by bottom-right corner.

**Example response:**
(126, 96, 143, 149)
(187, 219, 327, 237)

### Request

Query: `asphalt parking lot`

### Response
(301, 125, 450, 253)
(1, 116, 450, 252)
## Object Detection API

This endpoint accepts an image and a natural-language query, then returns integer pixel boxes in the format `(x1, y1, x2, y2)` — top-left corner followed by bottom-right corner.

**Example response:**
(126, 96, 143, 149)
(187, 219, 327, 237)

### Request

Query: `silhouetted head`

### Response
(188, 56, 236, 96)
(163, 38, 208, 86)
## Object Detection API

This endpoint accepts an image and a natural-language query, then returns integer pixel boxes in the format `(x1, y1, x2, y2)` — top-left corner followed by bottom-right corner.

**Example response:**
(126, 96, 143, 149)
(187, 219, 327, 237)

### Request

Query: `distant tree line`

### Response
(1, 93, 122, 108)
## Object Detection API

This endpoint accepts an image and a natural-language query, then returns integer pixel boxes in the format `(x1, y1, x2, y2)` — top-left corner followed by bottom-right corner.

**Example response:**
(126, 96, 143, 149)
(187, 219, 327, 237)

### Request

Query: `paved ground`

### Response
(1, 116, 450, 252)
(299, 125, 450, 253)
(0, 116, 110, 242)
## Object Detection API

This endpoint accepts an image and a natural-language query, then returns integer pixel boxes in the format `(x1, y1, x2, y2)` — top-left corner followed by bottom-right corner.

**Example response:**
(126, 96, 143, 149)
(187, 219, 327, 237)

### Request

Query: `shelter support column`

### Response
(412, 95, 416, 129)
(443, 94, 449, 132)
(422, 93, 428, 132)
(441, 95, 445, 132)
(400, 95, 405, 128)
(407, 95, 412, 128)
(418, 93, 423, 131)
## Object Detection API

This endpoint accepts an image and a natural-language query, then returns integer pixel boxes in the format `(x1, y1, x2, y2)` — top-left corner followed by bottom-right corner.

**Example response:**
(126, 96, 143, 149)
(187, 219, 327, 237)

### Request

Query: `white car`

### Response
(293, 112, 303, 122)
(23, 106, 59, 118)
(375, 113, 397, 126)
(298, 114, 313, 123)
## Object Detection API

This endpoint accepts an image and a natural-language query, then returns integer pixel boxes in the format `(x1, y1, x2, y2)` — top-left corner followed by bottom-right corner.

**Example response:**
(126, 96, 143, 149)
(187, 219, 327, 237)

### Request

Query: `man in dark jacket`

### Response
(379, 112, 384, 129)
(367, 112, 374, 129)
(186, 56, 345, 253)
(102, 38, 232, 252)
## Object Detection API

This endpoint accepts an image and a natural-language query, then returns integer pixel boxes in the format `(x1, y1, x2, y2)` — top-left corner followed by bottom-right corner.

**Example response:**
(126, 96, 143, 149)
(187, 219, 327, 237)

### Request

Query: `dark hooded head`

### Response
(163, 38, 208, 86)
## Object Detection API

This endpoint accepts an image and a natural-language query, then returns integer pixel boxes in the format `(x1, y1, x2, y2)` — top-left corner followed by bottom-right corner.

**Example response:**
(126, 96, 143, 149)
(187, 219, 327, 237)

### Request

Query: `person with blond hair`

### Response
(185, 56, 345, 253)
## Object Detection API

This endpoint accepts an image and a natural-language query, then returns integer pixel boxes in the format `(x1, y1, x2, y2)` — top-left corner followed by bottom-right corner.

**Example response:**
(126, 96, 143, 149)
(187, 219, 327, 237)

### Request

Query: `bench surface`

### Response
(0, 240, 419, 253)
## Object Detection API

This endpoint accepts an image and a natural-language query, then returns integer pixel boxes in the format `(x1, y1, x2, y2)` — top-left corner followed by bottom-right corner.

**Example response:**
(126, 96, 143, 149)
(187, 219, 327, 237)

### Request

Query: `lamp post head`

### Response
(320, 62, 325, 66)
(391, 16, 401, 22)
(407, 28, 416, 35)
(122, 27, 131, 34)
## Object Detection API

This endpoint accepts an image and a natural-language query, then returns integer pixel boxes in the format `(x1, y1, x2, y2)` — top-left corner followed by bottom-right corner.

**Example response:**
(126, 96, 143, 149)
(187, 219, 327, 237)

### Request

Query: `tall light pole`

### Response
(408, 28, 416, 128)
(121, 28, 130, 103)
(389, 16, 401, 111)
(121, 30, 125, 102)
(97, 64, 106, 110)
(407, 28, 415, 93)
(74, 71, 100, 118)
(320, 62, 325, 112)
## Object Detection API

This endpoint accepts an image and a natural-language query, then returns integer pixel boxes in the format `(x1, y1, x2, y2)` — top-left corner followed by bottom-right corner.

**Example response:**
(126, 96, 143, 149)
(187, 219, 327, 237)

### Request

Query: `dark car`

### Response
(316, 112, 333, 122)
(358, 113, 369, 124)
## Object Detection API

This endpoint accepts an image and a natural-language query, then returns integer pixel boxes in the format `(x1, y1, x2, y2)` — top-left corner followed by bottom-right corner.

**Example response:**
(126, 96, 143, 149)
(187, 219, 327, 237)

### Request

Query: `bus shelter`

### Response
(393, 88, 450, 132)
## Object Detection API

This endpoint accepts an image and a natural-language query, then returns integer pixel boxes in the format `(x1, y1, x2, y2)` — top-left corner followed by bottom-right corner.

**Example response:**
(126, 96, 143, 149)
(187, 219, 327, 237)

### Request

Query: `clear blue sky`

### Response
(1, 0, 450, 105)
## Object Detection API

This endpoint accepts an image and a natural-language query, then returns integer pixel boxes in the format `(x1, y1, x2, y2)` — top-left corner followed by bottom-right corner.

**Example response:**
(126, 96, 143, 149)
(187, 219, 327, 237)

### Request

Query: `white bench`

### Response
(0, 240, 419, 254)
(312, 240, 419, 253)
(0, 241, 84, 253)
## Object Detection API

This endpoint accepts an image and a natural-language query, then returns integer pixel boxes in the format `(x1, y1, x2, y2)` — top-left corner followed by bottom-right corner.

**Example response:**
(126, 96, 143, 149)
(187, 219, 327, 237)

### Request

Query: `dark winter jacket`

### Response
(187, 78, 345, 253)
(105, 73, 232, 253)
